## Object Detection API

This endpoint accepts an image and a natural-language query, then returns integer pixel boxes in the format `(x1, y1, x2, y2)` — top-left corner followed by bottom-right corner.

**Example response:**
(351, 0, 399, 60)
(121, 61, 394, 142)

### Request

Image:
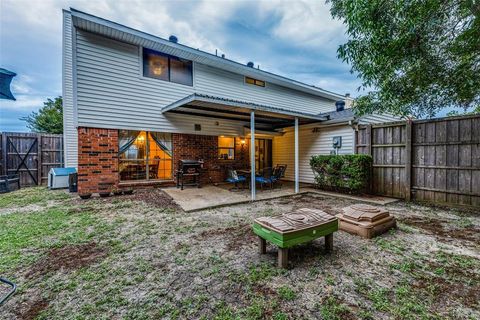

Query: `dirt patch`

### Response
(253, 284, 277, 297)
(26, 242, 107, 279)
(400, 216, 480, 242)
(414, 276, 480, 308)
(195, 223, 256, 251)
(290, 194, 344, 215)
(72, 188, 180, 210)
(124, 189, 180, 209)
(14, 298, 49, 320)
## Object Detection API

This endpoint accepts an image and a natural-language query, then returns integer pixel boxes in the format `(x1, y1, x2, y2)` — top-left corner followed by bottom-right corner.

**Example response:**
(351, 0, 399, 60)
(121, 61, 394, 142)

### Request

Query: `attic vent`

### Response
(335, 100, 345, 112)
(247, 61, 254, 68)
(169, 35, 178, 43)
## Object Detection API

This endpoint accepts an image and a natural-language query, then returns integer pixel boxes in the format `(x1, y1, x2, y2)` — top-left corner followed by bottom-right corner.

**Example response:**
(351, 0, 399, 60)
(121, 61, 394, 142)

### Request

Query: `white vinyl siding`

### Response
(74, 30, 337, 133)
(75, 30, 195, 131)
(195, 64, 334, 114)
(273, 125, 355, 184)
(62, 11, 77, 168)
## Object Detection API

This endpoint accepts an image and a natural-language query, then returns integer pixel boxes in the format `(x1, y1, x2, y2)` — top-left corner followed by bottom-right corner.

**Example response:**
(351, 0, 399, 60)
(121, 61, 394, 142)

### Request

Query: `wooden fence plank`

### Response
(356, 114, 480, 208)
(404, 121, 412, 201)
(0, 132, 64, 187)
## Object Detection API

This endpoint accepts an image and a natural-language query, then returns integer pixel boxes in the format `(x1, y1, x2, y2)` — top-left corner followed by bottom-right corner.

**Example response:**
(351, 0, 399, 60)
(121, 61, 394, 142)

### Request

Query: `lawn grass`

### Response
(1, 187, 479, 319)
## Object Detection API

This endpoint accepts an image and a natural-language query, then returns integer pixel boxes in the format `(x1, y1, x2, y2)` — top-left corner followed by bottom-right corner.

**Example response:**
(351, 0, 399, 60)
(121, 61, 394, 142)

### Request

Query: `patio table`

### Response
(253, 208, 338, 268)
(237, 169, 253, 175)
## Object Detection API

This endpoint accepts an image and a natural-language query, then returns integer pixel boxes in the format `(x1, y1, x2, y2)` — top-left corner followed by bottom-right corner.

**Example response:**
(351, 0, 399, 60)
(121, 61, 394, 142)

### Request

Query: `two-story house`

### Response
(63, 8, 399, 198)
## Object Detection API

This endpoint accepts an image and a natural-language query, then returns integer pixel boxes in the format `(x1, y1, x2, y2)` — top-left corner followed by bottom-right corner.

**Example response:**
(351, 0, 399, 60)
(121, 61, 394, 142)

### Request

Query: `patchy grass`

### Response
(277, 285, 296, 301)
(1, 187, 479, 319)
(0, 186, 70, 208)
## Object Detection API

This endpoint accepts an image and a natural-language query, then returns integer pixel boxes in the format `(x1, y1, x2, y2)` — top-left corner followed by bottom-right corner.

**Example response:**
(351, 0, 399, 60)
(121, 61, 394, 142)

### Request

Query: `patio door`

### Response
(255, 139, 272, 171)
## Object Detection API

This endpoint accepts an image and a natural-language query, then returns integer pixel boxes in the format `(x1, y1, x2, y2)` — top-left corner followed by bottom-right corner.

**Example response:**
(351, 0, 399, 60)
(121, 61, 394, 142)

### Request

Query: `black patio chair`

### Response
(271, 165, 287, 188)
(255, 167, 273, 189)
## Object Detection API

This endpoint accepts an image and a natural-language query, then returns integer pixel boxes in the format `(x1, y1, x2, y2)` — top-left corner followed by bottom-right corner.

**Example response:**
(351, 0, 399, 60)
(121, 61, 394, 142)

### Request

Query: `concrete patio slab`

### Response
(163, 185, 307, 212)
(163, 183, 399, 212)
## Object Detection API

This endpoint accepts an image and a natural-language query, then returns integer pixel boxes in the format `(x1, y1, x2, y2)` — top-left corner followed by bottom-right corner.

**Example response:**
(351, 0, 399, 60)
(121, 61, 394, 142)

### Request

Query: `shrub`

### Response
(310, 154, 372, 193)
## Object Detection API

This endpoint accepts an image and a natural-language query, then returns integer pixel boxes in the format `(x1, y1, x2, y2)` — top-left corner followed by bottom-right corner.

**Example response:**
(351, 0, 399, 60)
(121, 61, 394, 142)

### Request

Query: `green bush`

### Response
(310, 154, 372, 193)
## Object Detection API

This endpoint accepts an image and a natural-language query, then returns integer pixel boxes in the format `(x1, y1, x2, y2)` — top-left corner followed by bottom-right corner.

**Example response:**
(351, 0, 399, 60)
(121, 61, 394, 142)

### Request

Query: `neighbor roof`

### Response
(68, 8, 346, 101)
(318, 109, 355, 122)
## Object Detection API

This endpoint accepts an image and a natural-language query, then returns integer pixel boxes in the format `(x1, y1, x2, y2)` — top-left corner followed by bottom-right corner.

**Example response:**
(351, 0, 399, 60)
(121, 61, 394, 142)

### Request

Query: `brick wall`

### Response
(77, 129, 250, 194)
(77, 127, 119, 195)
(172, 133, 249, 184)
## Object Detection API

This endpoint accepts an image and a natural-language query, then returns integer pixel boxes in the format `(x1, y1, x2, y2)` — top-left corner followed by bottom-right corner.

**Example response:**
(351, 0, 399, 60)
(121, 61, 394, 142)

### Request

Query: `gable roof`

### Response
(68, 8, 346, 101)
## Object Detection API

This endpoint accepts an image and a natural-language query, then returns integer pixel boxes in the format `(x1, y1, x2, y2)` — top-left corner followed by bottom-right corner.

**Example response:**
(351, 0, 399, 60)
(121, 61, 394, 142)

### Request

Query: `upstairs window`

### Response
(245, 76, 265, 87)
(143, 48, 193, 86)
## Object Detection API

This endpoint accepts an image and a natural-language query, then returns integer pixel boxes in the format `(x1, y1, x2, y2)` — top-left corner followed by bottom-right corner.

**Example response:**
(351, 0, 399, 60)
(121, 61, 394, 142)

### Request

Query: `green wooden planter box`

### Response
(253, 219, 338, 248)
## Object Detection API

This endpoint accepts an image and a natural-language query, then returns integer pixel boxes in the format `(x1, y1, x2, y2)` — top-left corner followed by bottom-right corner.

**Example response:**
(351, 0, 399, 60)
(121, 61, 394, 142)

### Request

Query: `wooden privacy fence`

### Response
(0, 132, 64, 187)
(355, 114, 480, 208)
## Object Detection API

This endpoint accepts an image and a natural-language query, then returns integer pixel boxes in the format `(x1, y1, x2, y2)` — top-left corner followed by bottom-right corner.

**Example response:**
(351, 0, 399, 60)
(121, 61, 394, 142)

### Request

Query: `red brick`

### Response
(78, 127, 119, 194)
(172, 133, 249, 184)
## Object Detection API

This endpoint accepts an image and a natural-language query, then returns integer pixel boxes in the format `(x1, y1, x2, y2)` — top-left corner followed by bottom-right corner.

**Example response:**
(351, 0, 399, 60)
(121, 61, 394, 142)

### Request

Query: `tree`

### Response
(21, 96, 63, 134)
(328, 0, 480, 118)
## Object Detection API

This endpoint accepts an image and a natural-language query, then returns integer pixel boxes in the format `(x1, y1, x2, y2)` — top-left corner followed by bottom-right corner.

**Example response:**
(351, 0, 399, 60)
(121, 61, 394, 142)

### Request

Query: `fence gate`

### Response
(0, 132, 64, 187)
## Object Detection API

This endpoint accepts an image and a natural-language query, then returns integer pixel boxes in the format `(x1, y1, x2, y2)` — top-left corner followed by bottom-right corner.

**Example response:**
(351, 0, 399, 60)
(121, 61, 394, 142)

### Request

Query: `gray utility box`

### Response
(48, 167, 77, 189)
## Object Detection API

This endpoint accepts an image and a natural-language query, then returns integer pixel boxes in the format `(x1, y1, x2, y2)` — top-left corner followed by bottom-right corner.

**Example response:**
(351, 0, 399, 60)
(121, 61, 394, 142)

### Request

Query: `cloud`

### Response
(0, 95, 45, 111)
(10, 75, 34, 94)
(260, 0, 346, 49)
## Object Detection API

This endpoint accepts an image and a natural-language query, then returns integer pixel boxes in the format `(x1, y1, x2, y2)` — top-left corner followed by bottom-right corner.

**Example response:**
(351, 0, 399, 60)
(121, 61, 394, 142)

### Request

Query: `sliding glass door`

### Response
(118, 130, 173, 181)
(255, 138, 272, 171)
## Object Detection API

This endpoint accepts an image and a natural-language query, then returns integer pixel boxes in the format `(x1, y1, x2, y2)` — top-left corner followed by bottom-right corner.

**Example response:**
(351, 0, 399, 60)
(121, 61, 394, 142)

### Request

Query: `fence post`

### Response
(404, 120, 412, 201)
(0, 133, 2, 176)
(366, 125, 373, 193)
(1, 133, 7, 176)
(37, 134, 42, 185)
(365, 125, 372, 156)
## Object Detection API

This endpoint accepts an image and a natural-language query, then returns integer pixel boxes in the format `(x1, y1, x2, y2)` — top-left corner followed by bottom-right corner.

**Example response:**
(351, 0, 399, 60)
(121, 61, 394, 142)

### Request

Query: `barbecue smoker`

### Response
(176, 159, 203, 190)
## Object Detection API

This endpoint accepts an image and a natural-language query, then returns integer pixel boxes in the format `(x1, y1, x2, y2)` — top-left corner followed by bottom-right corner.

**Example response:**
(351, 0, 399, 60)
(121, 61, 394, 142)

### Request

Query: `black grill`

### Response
(176, 159, 203, 190)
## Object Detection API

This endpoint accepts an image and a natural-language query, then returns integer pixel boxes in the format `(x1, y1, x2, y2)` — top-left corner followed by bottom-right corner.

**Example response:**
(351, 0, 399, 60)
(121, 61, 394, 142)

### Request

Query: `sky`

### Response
(0, 0, 460, 132)
(0, 0, 364, 132)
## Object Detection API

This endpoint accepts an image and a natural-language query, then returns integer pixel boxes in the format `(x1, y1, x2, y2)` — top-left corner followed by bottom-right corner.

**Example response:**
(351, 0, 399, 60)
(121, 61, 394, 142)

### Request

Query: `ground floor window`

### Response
(119, 130, 173, 181)
(218, 136, 235, 160)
